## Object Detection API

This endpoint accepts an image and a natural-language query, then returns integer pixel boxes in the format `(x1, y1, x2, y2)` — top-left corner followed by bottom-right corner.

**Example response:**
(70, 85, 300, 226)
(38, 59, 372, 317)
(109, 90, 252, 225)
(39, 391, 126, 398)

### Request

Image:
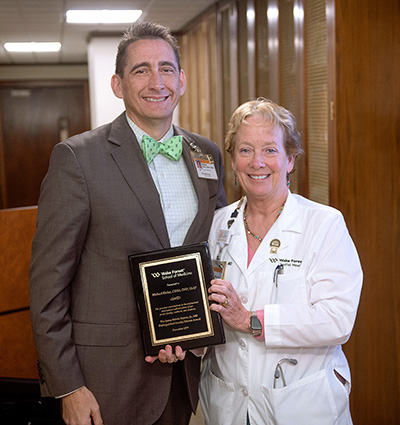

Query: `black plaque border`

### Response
(129, 241, 225, 356)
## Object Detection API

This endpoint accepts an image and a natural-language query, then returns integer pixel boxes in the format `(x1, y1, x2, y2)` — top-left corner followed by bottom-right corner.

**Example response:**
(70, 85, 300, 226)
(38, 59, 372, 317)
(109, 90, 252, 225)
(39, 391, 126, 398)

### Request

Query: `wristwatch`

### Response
(249, 311, 262, 337)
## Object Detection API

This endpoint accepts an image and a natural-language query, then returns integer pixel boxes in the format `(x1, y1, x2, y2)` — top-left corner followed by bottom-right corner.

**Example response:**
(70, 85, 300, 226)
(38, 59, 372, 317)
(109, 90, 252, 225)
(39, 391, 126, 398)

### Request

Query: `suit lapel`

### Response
(108, 115, 170, 248)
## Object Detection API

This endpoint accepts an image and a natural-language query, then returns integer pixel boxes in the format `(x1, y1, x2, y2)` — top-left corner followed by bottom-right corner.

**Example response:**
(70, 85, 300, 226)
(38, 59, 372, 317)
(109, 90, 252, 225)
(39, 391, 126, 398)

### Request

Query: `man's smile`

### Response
(143, 96, 169, 102)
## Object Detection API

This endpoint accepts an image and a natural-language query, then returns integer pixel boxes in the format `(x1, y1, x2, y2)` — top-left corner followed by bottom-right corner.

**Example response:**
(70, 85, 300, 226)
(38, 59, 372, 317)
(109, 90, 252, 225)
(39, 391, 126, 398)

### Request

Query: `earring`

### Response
(287, 173, 291, 188)
(234, 173, 238, 186)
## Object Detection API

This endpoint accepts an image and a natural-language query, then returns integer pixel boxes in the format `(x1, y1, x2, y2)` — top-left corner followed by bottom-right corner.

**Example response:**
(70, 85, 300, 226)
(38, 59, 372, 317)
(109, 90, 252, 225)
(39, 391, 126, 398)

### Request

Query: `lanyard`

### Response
(215, 196, 245, 261)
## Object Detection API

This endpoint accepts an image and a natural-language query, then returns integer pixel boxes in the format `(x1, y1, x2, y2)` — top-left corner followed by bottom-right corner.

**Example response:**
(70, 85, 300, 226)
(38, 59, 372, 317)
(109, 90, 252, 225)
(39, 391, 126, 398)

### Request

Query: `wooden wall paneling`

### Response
(293, 0, 308, 197)
(228, 3, 239, 115)
(267, 0, 280, 103)
(0, 311, 37, 379)
(305, 0, 329, 205)
(279, 0, 300, 193)
(332, 0, 400, 423)
(238, 0, 250, 104)
(197, 22, 210, 137)
(206, 14, 223, 151)
(214, 5, 226, 155)
(189, 29, 201, 134)
(255, 0, 270, 98)
(178, 33, 190, 132)
(235, 0, 257, 103)
(219, 2, 242, 203)
(279, 0, 295, 111)
(0, 206, 38, 379)
(246, 0, 256, 101)
(326, 0, 337, 207)
(201, 18, 213, 142)
(0, 98, 6, 208)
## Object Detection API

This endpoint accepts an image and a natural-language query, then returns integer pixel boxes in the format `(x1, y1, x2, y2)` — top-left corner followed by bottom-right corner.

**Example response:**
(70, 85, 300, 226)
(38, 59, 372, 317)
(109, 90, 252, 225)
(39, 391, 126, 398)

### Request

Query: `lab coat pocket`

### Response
(200, 369, 235, 425)
(273, 272, 307, 304)
(261, 367, 350, 425)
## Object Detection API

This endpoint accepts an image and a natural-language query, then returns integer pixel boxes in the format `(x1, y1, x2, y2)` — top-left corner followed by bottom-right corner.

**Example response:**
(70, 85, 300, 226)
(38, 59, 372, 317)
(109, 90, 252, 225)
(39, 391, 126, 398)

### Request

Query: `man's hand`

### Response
(145, 344, 186, 364)
(61, 386, 103, 425)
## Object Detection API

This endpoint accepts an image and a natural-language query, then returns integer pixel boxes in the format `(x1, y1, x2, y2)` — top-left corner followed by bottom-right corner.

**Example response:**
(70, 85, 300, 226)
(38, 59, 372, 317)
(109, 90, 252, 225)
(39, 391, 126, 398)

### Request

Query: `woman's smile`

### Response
(248, 174, 269, 180)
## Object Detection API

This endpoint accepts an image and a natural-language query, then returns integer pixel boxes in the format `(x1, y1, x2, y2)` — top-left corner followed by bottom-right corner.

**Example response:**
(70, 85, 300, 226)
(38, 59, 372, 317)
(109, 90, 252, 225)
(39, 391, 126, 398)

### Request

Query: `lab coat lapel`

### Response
(225, 201, 249, 277)
(245, 192, 303, 276)
(108, 116, 170, 248)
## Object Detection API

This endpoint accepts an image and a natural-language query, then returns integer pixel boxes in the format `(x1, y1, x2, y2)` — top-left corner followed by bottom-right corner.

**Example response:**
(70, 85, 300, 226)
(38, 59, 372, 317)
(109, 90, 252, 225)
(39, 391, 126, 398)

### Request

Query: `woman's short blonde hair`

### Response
(225, 98, 304, 158)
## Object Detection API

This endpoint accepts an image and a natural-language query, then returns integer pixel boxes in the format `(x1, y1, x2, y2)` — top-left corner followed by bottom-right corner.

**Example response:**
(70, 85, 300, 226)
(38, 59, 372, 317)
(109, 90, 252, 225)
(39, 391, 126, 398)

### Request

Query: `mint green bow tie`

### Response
(141, 135, 183, 164)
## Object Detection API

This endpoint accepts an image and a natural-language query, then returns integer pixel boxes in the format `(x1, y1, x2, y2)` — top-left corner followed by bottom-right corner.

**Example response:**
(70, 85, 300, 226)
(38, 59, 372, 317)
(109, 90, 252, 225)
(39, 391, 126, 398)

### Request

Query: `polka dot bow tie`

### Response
(141, 134, 183, 164)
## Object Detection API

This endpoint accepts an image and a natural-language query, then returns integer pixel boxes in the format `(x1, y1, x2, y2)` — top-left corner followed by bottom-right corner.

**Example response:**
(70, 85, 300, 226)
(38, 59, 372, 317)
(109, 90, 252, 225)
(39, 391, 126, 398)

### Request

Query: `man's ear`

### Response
(179, 69, 187, 96)
(111, 74, 123, 99)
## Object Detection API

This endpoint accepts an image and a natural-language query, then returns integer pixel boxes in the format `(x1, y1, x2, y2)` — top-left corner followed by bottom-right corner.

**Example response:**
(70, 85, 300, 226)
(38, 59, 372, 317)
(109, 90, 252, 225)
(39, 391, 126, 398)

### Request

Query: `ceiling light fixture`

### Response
(66, 9, 142, 24)
(4, 42, 61, 52)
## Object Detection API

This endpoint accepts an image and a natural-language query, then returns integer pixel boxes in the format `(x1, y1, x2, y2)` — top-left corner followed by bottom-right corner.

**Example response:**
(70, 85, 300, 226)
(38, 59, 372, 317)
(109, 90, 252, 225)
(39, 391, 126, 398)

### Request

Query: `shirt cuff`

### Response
(55, 386, 83, 399)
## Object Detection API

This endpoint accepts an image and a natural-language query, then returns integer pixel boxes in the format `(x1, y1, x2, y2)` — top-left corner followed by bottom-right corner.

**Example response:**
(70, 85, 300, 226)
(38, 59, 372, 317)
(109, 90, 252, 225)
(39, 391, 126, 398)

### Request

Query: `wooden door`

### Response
(0, 82, 90, 209)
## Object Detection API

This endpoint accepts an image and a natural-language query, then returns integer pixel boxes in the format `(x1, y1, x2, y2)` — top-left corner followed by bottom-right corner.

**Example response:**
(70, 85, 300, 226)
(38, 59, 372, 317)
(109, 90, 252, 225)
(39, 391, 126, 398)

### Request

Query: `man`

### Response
(29, 21, 226, 425)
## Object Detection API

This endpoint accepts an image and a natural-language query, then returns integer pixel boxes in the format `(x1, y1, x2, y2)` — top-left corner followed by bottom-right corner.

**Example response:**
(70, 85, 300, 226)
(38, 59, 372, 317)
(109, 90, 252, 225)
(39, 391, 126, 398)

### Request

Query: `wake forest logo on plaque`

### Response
(129, 242, 225, 356)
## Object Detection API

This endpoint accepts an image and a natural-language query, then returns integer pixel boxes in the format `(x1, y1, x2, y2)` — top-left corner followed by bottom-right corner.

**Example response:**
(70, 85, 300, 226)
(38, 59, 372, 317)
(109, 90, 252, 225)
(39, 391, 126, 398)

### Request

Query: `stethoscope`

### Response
(272, 265, 298, 388)
(273, 358, 298, 388)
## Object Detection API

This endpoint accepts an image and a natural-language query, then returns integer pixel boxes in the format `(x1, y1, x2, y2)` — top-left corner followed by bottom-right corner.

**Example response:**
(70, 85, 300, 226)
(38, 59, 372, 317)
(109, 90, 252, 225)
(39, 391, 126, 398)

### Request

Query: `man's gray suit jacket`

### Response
(29, 113, 227, 425)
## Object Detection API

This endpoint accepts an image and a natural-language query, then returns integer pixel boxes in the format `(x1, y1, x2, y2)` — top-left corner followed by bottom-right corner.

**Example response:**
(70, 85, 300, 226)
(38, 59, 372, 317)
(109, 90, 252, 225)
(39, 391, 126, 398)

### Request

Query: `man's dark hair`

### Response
(115, 21, 181, 76)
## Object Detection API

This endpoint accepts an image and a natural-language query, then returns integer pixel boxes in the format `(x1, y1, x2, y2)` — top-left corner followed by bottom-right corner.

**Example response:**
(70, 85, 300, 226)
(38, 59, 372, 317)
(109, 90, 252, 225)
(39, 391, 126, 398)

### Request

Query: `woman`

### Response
(199, 98, 362, 425)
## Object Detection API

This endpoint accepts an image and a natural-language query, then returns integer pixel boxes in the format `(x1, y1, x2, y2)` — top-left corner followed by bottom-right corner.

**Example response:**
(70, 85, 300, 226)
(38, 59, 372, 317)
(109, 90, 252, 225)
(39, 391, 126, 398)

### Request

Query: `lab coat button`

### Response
(240, 295, 248, 304)
(242, 388, 249, 397)
(238, 339, 246, 348)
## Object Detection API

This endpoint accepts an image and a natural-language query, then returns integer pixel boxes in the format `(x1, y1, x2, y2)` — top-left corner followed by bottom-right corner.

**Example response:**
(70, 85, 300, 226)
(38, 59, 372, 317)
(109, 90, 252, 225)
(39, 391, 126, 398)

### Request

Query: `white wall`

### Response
(87, 37, 125, 129)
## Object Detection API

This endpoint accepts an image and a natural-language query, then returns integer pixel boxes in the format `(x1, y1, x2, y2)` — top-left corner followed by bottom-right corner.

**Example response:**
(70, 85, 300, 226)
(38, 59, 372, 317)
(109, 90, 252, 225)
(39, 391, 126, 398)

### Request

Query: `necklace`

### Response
(243, 201, 286, 243)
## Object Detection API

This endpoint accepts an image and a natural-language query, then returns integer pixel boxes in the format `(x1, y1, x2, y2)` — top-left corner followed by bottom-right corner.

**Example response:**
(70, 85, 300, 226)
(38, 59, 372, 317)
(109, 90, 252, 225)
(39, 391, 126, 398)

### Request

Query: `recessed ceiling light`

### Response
(66, 9, 142, 24)
(4, 42, 61, 52)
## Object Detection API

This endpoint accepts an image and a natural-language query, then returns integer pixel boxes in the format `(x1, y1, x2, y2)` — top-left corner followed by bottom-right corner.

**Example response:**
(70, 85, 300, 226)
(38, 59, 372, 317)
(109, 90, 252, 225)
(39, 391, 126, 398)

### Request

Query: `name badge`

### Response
(192, 152, 218, 180)
(212, 259, 227, 279)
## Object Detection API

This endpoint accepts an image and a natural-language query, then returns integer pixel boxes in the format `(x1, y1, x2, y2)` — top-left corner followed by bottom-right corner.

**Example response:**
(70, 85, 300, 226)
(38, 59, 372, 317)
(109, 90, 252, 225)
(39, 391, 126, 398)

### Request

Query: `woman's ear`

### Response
(231, 156, 236, 173)
(287, 155, 295, 174)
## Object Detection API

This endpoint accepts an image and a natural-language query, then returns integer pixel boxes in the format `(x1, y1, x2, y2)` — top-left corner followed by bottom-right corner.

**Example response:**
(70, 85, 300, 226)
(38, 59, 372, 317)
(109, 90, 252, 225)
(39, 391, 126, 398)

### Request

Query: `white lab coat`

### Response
(199, 192, 362, 425)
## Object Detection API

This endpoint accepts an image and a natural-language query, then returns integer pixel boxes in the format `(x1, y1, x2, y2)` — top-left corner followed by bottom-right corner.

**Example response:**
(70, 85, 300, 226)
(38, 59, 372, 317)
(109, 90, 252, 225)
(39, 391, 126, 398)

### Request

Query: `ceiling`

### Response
(0, 0, 217, 65)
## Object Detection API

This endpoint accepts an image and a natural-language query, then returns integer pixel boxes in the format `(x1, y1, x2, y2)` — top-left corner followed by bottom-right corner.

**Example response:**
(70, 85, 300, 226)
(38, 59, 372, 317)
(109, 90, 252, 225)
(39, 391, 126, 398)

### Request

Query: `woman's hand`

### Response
(208, 279, 251, 333)
(145, 344, 186, 364)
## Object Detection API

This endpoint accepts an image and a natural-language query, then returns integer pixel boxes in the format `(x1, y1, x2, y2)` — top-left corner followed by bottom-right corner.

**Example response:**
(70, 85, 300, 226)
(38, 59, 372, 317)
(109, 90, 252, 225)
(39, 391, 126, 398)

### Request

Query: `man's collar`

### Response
(125, 113, 174, 144)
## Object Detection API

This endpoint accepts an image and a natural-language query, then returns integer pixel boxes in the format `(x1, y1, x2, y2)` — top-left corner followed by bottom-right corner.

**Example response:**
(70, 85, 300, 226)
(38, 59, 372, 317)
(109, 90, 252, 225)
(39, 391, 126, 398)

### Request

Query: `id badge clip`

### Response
(217, 229, 232, 246)
(211, 229, 231, 280)
(191, 152, 218, 180)
(212, 259, 227, 280)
